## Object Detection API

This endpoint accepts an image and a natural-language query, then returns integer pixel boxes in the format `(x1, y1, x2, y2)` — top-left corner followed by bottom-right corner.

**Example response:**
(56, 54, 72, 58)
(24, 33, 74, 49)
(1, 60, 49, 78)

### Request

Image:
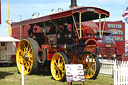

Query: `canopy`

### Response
(11, 6, 109, 27)
(0, 37, 20, 42)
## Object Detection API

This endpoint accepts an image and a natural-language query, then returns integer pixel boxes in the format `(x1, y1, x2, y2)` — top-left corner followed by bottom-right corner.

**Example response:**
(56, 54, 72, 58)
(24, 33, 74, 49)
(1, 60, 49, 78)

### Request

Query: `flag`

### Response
(122, 7, 128, 23)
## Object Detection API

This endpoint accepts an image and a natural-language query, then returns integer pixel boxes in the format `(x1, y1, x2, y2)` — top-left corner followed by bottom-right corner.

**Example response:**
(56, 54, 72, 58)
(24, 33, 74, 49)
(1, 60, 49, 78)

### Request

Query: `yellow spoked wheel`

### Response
(16, 38, 39, 75)
(80, 52, 100, 79)
(51, 52, 69, 81)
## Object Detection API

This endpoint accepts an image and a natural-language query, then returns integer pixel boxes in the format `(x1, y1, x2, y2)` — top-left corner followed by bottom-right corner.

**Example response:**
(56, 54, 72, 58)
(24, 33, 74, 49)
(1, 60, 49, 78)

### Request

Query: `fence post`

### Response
(22, 65, 24, 85)
(114, 59, 117, 85)
(126, 61, 128, 85)
(123, 62, 125, 84)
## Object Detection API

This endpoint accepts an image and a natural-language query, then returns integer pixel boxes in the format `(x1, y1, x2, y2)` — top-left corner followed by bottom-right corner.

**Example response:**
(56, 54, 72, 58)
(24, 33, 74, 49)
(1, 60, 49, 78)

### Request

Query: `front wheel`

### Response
(50, 52, 69, 81)
(80, 52, 100, 79)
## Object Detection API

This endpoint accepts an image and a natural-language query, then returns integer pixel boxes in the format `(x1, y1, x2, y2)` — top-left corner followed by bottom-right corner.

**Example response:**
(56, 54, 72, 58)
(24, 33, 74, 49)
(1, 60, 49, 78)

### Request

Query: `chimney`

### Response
(69, 0, 78, 9)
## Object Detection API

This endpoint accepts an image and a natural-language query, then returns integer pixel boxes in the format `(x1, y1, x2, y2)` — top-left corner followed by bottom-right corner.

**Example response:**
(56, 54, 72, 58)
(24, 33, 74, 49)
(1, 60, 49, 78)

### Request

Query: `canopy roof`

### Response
(0, 37, 20, 42)
(11, 6, 109, 27)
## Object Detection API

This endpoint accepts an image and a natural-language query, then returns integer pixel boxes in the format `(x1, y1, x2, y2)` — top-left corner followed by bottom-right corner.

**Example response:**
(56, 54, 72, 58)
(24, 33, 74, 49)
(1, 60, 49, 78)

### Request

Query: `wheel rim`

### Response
(16, 39, 33, 75)
(51, 53, 65, 80)
(80, 53, 96, 79)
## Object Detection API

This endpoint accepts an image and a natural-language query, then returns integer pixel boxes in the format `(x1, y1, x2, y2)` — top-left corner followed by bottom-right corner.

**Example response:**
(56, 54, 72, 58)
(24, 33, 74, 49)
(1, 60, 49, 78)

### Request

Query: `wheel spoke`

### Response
(19, 48, 24, 54)
(86, 69, 89, 76)
(87, 57, 90, 62)
(90, 68, 95, 74)
(22, 42, 27, 49)
(28, 47, 32, 54)
(53, 69, 56, 73)
(57, 70, 60, 78)
(26, 63, 31, 72)
(26, 43, 31, 53)
(27, 61, 31, 67)
(54, 61, 57, 65)
(59, 66, 65, 74)
(92, 65, 96, 68)
(58, 57, 60, 64)
(19, 58, 24, 64)
(24, 63, 31, 74)
(91, 62, 95, 65)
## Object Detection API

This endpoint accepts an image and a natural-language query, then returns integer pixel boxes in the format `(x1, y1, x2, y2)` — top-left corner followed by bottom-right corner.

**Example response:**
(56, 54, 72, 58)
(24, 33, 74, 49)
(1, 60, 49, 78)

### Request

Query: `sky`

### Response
(0, 0, 128, 40)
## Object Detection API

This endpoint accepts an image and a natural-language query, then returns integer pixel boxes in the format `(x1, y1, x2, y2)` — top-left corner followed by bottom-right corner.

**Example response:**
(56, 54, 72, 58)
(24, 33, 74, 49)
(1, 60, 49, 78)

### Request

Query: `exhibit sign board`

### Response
(65, 64, 85, 82)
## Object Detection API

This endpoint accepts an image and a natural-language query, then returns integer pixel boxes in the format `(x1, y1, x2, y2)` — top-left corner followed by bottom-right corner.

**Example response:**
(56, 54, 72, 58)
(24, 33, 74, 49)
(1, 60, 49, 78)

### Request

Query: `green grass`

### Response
(0, 66, 114, 85)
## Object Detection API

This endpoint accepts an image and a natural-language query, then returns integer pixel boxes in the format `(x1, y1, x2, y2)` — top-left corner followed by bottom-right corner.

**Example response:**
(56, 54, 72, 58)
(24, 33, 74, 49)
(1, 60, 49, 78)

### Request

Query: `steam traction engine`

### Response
(11, 6, 110, 81)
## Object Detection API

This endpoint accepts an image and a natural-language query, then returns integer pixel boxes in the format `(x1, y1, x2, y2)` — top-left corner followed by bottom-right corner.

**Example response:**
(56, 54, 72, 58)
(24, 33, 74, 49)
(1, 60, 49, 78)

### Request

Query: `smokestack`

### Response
(69, 0, 78, 9)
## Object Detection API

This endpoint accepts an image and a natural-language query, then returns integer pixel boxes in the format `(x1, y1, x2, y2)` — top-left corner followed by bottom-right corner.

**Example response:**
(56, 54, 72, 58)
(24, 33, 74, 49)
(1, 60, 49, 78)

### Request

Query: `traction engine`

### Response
(11, 1, 110, 81)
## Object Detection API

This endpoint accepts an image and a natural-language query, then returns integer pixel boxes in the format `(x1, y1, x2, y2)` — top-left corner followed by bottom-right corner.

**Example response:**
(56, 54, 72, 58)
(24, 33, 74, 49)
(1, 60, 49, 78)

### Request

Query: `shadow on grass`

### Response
(0, 63, 16, 67)
(0, 71, 13, 80)
(36, 69, 51, 76)
(68, 82, 85, 85)
(35, 68, 55, 81)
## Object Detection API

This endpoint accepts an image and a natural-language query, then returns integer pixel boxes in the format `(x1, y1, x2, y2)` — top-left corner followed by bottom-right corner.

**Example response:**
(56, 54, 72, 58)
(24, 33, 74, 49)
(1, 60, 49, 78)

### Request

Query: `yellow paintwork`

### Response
(51, 53, 65, 80)
(16, 39, 33, 75)
(80, 53, 96, 79)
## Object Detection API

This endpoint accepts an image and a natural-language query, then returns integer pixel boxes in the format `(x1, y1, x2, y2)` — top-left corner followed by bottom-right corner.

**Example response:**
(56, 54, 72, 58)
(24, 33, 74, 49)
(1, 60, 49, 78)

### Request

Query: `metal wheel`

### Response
(16, 38, 39, 75)
(51, 52, 69, 81)
(80, 52, 100, 79)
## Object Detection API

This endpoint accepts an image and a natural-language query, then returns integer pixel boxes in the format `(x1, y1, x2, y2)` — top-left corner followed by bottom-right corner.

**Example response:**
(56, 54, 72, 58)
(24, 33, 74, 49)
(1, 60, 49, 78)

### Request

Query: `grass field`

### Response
(0, 66, 114, 85)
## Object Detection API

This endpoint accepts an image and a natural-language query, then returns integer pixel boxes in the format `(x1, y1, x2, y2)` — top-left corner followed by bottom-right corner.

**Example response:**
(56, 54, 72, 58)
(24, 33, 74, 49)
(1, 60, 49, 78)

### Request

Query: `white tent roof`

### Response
(0, 37, 20, 42)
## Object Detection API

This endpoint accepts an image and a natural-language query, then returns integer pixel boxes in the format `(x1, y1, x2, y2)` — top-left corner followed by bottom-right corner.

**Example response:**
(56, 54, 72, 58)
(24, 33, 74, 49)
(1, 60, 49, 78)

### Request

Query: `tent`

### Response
(0, 37, 19, 63)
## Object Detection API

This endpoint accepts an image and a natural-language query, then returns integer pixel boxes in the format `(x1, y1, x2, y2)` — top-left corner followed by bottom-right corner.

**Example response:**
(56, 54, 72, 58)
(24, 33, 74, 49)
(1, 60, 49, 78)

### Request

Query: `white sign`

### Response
(65, 64, 85, 82)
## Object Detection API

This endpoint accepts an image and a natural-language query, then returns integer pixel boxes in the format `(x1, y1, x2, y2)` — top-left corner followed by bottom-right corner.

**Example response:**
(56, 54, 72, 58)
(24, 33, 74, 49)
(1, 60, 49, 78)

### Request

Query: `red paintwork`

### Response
(11, 25, 42, 40)
(11, 6, 110, 62)
(82, 21, 98, 29)
(11, 25, 30, 39)
(11, 6, 109, 40)
(81, 20, 117, 58)
(41, 45, 56, 60)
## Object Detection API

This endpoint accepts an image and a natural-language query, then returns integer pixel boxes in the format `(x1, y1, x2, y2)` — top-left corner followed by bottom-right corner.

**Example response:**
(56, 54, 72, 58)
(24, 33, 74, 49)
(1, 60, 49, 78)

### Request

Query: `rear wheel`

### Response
(51, 52, 69, 81)
(80, 52, 100, 79)
(16, 38, 39, 75)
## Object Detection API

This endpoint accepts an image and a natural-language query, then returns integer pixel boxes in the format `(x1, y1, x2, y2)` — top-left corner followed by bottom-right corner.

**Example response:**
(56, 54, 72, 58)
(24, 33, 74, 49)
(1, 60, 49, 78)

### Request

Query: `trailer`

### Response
(0, 37, 19, 63)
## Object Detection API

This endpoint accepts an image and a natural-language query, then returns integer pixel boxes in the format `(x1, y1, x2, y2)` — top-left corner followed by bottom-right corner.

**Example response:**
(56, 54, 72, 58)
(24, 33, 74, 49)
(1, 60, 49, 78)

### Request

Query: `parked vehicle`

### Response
(11, 0, 110, 81)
